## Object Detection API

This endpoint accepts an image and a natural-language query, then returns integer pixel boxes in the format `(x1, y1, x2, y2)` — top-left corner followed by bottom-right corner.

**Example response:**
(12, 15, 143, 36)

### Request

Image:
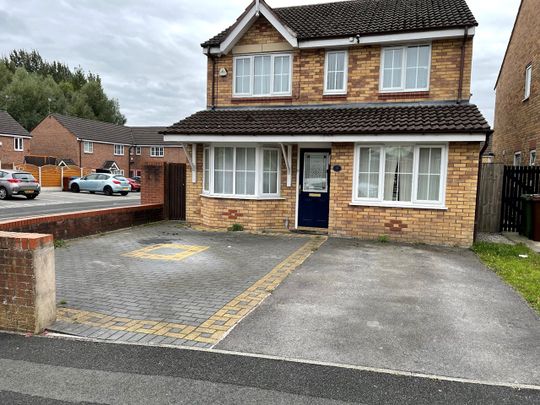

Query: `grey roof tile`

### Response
(0, 110, 30, 137)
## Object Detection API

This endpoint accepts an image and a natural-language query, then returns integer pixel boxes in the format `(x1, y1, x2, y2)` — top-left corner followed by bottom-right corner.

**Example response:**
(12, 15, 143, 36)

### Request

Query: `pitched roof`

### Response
(0, 110, 30, 137)
(131, 127, 171, 146)
(52, 114, 132, 145)
(202, 0, 478, 47)
(163, 104, 491, 136)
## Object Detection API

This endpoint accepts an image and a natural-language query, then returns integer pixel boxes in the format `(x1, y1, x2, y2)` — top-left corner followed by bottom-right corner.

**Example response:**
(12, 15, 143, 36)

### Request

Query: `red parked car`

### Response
(127, 177, 141, 192)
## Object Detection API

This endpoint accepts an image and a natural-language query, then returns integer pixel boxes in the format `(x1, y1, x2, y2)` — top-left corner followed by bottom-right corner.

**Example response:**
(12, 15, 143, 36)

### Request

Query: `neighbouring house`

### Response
(0, 110, 31, 168)
(30, 114, 186, 176)
(492, 0, 538, 166)
(163, 0, 492, 247)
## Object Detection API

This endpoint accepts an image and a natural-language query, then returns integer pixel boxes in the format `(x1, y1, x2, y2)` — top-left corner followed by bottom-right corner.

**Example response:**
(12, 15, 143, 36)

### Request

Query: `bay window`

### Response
(381, 45, 431, 92)
(233, 54, 292, 97)
(203, 145, 280, 198)
(354, 144, 447, 208)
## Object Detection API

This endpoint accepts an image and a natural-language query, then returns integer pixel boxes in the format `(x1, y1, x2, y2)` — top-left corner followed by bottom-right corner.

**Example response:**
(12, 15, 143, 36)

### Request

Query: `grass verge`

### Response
(472, 242, 540, 314)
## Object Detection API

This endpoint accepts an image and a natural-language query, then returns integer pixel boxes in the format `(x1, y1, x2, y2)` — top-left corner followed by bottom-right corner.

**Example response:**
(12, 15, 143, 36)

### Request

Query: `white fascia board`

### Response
(163, 134, 487, 143)
(218, 3, 297, 55)
(0, 133, 32, 139)
(299, 27, 476, 49)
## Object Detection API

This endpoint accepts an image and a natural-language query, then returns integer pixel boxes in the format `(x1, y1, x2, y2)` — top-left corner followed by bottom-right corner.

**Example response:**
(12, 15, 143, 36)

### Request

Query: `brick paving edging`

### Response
(54, 234, 327, 347)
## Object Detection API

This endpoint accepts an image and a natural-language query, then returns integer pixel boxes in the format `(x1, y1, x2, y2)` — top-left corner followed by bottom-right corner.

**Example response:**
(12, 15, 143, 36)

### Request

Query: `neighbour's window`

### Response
(354, 144, 446, 207)
(14, 137, 24, 151)
(83, 141, 93, 154)
(233, 54, 292, 97)
(524, 64, 532, 100)
(203, 146, 280, 198)
(150, 146, 164, 157)
(530, 150, 537, 166)
(114, 144, 124, 156)
(324, 51, 348, 94)
(514, 152, 522, 166)
(135, 146, 142, 155)
(381, 45, 431, 92)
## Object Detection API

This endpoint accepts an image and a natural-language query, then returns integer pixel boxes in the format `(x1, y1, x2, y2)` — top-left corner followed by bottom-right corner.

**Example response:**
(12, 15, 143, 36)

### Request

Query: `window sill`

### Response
(349, 201, 448, 210)
(378, 91, 430, 99)
(201, 194, 285, 201)
(231, 96, 293, 103)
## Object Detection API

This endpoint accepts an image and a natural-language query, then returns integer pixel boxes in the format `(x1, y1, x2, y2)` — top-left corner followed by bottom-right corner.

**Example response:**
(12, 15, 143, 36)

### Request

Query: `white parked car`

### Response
(69, 174, 131, 196)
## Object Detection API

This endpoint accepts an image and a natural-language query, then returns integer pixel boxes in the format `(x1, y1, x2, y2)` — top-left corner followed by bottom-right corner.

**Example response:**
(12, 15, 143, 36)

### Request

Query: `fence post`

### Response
(39, 166, 42, 184)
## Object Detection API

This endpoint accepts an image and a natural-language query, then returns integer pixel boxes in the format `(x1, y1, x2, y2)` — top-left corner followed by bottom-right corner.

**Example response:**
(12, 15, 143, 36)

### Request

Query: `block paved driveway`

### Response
(50, 223, 323, 348)
(218, 238, 540, 386)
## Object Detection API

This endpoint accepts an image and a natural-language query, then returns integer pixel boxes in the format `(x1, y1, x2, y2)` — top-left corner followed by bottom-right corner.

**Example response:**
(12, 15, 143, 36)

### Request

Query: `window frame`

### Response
(352, 143, 448, 209)
(135, 146, 142, 155)
(150, 146, 165, 158)
(324, 50, 348, 95)
(232, 53, 293, 98)
(530, 150, 537, 166)
(524, 64, 532, 101)
(202, 144, 281, 199)
(14, 137, 24, 152)
(83, 141, 93, 154)
(379, 44, 432, 93)
(514, 152, 522, 166)
(114, 144, 125, 156)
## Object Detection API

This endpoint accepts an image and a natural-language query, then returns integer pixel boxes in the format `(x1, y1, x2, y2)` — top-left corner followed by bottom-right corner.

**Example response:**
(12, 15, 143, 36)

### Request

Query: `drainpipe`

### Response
(474, 131, 493, 241)
(210, 54, 217, 109)
(78, 140, 82, 167)
(457, 26, 469, 104)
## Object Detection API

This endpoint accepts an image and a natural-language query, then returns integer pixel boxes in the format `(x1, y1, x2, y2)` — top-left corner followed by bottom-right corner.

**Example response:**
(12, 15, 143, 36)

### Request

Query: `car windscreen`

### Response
(13, 173, 36, 182)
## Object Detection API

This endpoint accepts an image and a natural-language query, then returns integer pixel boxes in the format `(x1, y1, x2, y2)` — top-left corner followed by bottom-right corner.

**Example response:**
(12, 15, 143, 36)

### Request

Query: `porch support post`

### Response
(181, 144, 197, 183)
(280, 143, 292, 187)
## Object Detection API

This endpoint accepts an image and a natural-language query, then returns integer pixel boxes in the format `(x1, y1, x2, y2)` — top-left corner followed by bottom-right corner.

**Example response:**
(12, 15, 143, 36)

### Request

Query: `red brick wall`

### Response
(81, 142, 130, 174)
(493, 0, 540, 164)
(131, 147, 186, 176)
(141, 163, 166, 206)
(0, 231, 55, 333)
(0, 135, 31, 167)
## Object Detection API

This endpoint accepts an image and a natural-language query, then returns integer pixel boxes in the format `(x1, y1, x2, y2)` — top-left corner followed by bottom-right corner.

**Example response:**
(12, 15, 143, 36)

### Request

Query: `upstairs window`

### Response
(150, 146, 164, 157)
(83, 141, 93, 154)
(381, 45, 431, 92)
(524, 64, 532, 100)
(14, 137, 24, 151)
(233, 54, 292, 97)
(114, 144, 124, 156)
(324, 51, 348, 94)
(135, 146, 142, 155)
(530, 150, 537, 166)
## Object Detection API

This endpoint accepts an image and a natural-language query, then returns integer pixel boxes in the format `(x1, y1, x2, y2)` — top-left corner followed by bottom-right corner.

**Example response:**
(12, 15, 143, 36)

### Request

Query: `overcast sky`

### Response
(0, 0, 521, 127)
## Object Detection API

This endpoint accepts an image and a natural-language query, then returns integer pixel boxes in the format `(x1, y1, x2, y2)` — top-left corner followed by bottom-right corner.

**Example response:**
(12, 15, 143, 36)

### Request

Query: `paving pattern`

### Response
(50, 223, 326, 348)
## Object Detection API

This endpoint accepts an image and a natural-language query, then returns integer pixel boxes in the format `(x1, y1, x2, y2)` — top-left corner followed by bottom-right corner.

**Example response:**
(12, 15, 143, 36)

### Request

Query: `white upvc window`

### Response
(380, 45, 431, 92)
(524, 64, 532, 100)
(353, 144, 447, 208)
(202, 145, 280, 198)
(83, 141, 93, 154)
(150, 146, 164, 157)
(530, 150, 537, 166)
(114, 144, 124, 156)
(324, 50, 348, 94)
(514, 152, 522, 166)
(233, 53, 292, 97)
(13, 137, 24, 151)
(135, 146, 142, 155)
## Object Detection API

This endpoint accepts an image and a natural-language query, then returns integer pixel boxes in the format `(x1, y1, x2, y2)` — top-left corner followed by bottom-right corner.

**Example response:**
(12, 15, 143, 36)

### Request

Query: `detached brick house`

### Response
(163, 0, 491, 247)
(30, 114, 186, 176)
(492, 0, 539, 166)
(0, 110, 31, 168)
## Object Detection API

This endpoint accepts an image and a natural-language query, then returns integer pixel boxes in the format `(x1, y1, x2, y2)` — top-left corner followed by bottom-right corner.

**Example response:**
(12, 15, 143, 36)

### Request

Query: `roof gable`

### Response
(51, 114, 133, 145)
(0, 111, 30, 137)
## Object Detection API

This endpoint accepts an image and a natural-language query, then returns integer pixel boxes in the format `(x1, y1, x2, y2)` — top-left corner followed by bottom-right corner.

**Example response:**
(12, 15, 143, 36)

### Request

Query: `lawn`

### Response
(473, 242, 540, 314)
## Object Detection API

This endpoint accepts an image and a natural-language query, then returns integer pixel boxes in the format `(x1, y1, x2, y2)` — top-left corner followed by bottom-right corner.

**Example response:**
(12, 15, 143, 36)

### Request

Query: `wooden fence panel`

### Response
(477, 164, 504, 233)
(40, 165, 62, 187)
(15, 164, 40, 181)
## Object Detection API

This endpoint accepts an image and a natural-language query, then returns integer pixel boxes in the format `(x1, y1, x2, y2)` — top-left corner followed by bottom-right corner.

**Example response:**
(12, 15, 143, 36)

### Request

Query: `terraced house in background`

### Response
(163, 0, 492, 247)
(492, 0, 539, 166)
(0, 110, 31, 168)
(30, 114, 186, 176)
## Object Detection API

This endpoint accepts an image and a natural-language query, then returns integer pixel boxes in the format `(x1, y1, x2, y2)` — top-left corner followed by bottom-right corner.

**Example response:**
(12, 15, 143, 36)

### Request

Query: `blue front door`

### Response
(298, 149, 331, 228)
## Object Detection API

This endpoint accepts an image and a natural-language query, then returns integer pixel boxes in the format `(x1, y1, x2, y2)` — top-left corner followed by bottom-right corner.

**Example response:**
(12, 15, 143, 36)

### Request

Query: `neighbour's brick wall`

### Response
(329, 142, 480, 247)
(0, 231, 56, 334)
(493, 0, 539, 164)
(185, 144, 298, 231)
(0, 134, 30, 167)
(131, 147, 186, 176)
(207, 17, 473, 107)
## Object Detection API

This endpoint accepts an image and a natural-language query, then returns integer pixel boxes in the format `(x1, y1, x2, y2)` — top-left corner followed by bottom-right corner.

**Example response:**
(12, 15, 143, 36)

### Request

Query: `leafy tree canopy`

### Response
(0, 49, 126, 130)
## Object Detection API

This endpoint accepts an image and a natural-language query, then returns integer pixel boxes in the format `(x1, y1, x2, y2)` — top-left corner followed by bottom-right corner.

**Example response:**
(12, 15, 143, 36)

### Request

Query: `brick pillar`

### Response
(0, 231, 56, 334)
(141, 162, 166, 205)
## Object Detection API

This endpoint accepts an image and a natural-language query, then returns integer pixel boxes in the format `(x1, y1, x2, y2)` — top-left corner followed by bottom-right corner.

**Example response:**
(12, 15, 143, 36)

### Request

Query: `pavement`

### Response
(217, 238, 540, 386)
(503, 232, 540, 253)
(1, 333, 539, 404)
(0, 190, 140, 221)
(50, 223, 323, 348)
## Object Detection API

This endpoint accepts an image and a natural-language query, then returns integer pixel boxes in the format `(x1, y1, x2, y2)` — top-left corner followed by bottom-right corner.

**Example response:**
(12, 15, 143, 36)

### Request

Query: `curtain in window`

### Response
(273, 56, 290, 93)
(253, 56, 271, 95)
(383, 48, 403, 89)
(235, 147, 256, 195)
(235, 58, 251, 94)
(383, 146, 413, 201)
(326, 52, 346, 91)
(263, 149, 279, 194)
(357, 147, 380, 198)
(417, 148, 442, 201)
(405, 46, 430, 89)
(203, 148, 210, 192)
(214, 147, 234, 194)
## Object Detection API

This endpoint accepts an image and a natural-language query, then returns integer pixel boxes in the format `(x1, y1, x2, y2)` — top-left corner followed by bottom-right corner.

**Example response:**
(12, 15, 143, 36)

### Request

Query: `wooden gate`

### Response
(477, 164, 504, 233)
(500, 166, 540, 232)
(165, 163, 186, 221)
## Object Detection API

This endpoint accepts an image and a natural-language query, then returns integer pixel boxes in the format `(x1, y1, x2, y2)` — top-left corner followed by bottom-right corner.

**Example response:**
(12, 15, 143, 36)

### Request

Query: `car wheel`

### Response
(26, 194, 37, 200)
(104, 186, 113, 196)
(89, 191, 95, 194)
(120, 191, 129, 196)
(71, 184, 80, 193)
(0, 187, 8, 200)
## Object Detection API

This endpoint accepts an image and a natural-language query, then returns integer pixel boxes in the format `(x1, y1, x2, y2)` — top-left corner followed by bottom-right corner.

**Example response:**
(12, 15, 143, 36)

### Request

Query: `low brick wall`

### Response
(0, 231, 56, 333)
(0, 204, 164, 240)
